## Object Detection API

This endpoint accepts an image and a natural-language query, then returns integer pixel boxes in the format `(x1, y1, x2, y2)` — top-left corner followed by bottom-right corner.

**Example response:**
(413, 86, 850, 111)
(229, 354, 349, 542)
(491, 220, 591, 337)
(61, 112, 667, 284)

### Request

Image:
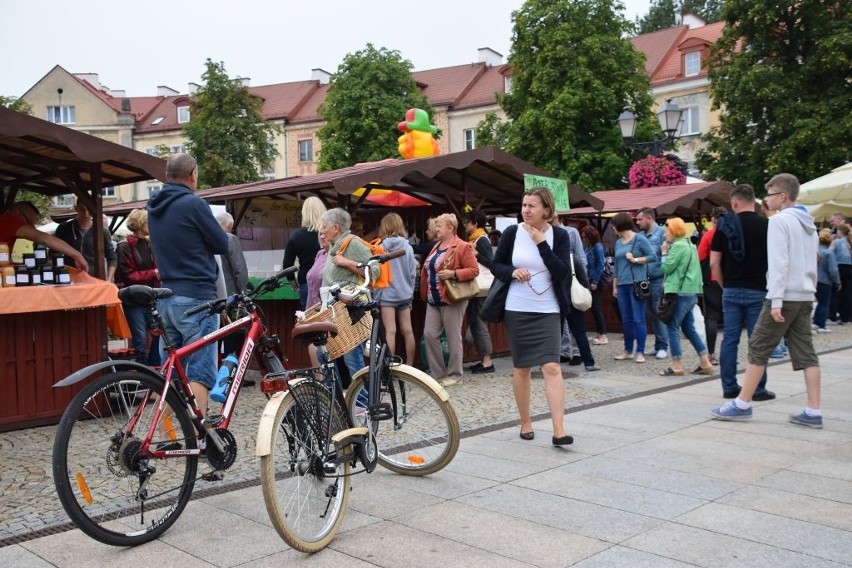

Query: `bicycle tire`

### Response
(260, 380, 350, 553)
(345, 366, 460, 476)
(52, 371, 198, 546)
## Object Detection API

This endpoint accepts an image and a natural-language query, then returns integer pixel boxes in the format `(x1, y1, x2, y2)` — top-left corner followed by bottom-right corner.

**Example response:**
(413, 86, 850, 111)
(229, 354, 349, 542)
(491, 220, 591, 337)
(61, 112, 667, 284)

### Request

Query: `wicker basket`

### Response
(297, 300, 372, 360)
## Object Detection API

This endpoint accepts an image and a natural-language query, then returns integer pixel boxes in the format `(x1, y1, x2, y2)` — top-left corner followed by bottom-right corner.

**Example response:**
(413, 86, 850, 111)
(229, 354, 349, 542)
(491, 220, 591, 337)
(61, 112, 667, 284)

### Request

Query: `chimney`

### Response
(157, 85, 179, 96)
(120, 98, 131, 112)
(109, 89, 127, 98)
(74, 73, 100, 90)
(682, 13, 706, 29)
(311, 68, 332, 85)
(188, 82, 201, 94)
(477, 47, 503, 67)
(235, 77, 250, 87)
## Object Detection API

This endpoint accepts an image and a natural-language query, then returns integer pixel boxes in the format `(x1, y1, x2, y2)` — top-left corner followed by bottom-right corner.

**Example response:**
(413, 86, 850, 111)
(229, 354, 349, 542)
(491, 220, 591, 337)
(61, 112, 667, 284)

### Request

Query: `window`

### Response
(177, 106, 190, 123)
(102, 186, 115, 198)
(151, 116, 164, 125)
(47, 105, 76, 124)
(260, 162, 276, 180)
(298, 139, 313, 162)
(54, 194, 74, 207)
(146, 184, 161, 198)
(464, 128, 476, 151)
(170, 145, 186, 155)
(504, 76, 512, 94)
(684, 51, 701, 77)
(145, 148, 159, 156)
(677, 107, 701, 136)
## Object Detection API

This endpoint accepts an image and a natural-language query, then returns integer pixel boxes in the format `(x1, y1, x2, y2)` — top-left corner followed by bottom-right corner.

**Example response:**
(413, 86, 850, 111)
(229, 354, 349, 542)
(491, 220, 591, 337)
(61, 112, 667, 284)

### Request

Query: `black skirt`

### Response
(504, 311, 561, 368)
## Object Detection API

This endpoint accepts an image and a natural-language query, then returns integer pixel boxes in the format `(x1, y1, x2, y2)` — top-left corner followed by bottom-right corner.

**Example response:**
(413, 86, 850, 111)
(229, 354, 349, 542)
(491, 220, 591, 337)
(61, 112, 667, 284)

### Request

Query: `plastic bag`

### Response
(693, 303, 706, 345)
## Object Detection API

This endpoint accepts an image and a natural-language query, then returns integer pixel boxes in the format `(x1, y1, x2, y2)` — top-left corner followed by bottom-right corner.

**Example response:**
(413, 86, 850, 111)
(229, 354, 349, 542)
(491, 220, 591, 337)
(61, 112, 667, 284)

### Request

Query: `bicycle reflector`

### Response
(260, 376, 291, 394)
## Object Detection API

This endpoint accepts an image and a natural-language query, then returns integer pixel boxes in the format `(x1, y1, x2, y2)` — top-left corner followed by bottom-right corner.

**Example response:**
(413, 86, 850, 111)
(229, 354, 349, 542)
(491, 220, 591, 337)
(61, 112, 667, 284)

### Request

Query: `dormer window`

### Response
(684, 51, 701, 77)
(177, 106, 190, 123)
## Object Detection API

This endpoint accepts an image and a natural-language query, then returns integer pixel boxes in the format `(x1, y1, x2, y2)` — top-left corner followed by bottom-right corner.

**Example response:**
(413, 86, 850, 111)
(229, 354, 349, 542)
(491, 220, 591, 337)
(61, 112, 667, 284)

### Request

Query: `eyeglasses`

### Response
(764, 192, 784, 199)
(526, 270, 553, 295)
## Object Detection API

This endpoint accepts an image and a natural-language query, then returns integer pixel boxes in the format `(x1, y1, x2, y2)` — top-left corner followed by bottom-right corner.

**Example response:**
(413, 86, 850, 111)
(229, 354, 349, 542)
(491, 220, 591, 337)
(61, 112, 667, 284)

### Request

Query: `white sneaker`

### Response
(816, 327, 832, 334)
(655, 350, 667, 359)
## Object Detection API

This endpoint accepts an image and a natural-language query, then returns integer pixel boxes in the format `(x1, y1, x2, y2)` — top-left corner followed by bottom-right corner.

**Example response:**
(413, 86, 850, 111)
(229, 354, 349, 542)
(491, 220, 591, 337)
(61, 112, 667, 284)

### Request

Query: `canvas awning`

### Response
(565, 181, 732, 219)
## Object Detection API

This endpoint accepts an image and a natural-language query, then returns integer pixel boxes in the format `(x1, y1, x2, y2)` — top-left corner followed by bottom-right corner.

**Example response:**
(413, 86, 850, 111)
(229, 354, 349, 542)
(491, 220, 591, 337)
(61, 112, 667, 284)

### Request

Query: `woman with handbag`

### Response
(489, 187, 576, 446)
(463, 211, 495, 374)
(611, 212, 656, 363)
(582, 225, 608, 345)
(659, 217, 715, 376)
(420, 213, 479, 386)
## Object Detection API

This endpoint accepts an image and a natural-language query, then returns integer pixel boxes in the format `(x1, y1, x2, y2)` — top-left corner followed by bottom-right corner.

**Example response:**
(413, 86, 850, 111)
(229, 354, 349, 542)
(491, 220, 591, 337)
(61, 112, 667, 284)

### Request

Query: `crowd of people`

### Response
(1, 153, 844, 438)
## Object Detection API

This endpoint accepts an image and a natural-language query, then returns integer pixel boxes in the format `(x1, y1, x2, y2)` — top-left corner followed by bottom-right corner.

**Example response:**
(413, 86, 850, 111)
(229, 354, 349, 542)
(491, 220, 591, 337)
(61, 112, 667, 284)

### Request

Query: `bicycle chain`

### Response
(205, 428, 237, 471)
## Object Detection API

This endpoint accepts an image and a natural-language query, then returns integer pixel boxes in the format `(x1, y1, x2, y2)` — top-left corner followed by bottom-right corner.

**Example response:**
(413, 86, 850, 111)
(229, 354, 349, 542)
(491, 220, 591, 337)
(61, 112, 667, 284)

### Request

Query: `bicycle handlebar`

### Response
(182, 266, 298, 317)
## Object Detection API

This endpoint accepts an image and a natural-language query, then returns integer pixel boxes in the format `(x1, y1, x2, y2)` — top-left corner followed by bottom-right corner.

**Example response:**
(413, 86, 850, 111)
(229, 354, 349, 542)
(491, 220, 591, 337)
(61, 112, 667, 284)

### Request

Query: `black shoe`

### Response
(243, 379, 256, 387)
(723, 388, 741, 399)
(471, 364, 495, 374)
(569, 356, 583, 366)
(560, 355, 571, 363)
(752, 390, 776, 401)
(467, 362, 484, 372)
(519, 430, 534, 440)
(552, 434, 574, 446)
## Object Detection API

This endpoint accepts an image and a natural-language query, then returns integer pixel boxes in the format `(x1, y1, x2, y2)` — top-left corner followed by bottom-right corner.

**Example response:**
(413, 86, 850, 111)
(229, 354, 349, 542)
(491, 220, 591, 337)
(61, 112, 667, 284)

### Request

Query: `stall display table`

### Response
(0, 269, 130, 431)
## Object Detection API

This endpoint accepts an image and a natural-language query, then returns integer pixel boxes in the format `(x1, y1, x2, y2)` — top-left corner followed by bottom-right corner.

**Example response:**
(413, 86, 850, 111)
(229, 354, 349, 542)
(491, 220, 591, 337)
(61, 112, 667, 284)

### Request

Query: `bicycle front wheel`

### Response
(345, 366, 460, 476)
(52, 371, 198, 546)
(260, 380, 350, 553)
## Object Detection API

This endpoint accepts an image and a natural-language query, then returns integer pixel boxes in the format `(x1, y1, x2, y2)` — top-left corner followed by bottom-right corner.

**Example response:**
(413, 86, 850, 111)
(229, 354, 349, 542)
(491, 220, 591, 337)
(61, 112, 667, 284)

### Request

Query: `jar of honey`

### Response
(0, 242, 10, 266)
(1, 265, 15, 286)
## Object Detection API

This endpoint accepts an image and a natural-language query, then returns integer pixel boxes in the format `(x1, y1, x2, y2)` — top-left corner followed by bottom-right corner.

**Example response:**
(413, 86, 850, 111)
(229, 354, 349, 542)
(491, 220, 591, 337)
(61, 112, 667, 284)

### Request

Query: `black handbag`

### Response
(481, 277, 510, 323)
(655, 292, 679, 323)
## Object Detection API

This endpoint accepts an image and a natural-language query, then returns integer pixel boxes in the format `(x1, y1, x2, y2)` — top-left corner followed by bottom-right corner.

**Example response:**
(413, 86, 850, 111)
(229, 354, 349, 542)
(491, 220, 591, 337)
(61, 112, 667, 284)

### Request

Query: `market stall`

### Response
(0, 107, 165, 430)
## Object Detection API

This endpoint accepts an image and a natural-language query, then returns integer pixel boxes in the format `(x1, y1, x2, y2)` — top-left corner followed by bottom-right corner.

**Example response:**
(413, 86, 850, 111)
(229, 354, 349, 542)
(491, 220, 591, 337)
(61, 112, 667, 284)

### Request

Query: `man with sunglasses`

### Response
(0, 200, 88, 272)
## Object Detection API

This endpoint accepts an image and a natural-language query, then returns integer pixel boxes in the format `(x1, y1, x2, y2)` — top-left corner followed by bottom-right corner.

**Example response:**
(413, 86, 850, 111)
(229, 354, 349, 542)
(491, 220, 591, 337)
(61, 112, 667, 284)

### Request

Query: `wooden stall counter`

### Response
(0, 268, 130, 431)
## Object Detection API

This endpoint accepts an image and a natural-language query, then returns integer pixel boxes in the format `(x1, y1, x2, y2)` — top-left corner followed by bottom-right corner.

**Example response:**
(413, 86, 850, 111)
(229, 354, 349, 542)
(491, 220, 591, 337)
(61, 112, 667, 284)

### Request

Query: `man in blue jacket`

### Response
(148, 154, 229, 413)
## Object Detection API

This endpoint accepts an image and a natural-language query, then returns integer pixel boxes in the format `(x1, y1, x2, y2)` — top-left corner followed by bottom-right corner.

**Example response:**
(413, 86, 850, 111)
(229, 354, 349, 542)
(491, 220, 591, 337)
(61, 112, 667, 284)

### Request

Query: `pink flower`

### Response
(628, 155, 685, 189)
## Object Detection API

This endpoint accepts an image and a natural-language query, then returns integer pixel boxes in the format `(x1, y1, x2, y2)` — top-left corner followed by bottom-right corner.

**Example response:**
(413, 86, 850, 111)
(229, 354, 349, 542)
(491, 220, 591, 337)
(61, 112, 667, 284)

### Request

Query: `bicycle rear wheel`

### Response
(260, 380, 350, 553)
(52, 371, 197, 546)
(345, 366, 460, 476)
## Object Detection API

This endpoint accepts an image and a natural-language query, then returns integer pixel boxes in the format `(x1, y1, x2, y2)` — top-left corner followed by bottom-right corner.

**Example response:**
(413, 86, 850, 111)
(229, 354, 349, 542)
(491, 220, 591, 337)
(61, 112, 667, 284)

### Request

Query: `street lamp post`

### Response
(618, 99, 684, 156)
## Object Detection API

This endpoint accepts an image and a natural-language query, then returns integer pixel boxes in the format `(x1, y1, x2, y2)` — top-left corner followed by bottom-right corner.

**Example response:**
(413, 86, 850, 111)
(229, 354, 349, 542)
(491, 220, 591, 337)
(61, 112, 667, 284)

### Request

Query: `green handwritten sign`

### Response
(523, 174, 570, 212)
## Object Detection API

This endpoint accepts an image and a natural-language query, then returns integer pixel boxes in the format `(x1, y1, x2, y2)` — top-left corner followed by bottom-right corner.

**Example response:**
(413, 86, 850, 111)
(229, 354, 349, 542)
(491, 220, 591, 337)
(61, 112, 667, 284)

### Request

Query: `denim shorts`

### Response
(379, 300, 412, 310)
(158, 295, 220, 389)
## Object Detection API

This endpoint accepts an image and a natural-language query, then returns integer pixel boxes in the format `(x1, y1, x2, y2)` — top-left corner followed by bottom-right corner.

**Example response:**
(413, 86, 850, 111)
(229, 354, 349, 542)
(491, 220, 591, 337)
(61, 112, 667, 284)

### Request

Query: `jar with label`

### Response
(51, 252, 65, 269)
(34, 243, 48, 265)
(23, 253, 36, 269)
(16, 266, 30, 286)
(1, 265, 15, 287)
(41, 264, 55, 285)
(28, 268, 42, 285)
(55, 267, 72, 285)
(0, 242, 10, 266)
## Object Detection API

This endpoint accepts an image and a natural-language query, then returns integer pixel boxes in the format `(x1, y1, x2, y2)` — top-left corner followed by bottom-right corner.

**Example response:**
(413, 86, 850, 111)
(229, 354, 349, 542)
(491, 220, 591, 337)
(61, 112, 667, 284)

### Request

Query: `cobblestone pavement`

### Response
(2, 325, 850, 544)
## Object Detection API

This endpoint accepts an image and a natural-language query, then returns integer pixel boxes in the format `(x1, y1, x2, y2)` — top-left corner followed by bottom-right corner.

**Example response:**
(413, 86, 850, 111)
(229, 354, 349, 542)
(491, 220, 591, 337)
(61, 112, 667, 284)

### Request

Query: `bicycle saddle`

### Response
(118, 285, 174, 306)
(291, 320, 338, 347)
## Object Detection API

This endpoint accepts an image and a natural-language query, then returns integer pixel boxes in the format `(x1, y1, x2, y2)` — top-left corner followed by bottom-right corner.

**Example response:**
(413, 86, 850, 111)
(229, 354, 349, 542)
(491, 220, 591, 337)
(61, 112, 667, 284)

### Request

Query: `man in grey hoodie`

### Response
(711, 173, 823, 428)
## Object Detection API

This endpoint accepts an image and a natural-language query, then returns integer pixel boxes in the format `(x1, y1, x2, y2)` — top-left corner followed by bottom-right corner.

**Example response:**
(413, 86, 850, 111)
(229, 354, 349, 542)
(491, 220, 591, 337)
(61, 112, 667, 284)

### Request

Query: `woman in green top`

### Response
(659, 217, 714, 377)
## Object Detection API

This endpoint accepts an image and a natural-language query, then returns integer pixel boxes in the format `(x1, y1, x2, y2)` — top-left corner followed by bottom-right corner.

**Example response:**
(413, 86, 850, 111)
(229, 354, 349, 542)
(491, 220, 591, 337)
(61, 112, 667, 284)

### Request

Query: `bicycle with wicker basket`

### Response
(256, 250, 460, 552)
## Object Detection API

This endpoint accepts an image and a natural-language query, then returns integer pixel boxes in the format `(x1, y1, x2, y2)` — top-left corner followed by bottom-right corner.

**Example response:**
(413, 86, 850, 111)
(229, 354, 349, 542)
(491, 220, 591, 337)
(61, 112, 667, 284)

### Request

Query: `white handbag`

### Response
(569, 253, 592, 311)
(475, 263, 494, 297)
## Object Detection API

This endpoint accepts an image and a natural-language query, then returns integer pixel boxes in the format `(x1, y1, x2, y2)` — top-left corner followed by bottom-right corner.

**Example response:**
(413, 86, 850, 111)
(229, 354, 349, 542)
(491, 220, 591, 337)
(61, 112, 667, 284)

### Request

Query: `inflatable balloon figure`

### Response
(397, 108, 439, 159)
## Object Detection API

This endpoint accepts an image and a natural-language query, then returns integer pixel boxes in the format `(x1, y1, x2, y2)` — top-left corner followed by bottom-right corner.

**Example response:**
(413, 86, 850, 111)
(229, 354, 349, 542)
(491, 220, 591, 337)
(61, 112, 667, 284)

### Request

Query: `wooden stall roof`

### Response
(0, 107, 166, 198)
(566, 181, 732, 218)
(198, 146, 604, 217)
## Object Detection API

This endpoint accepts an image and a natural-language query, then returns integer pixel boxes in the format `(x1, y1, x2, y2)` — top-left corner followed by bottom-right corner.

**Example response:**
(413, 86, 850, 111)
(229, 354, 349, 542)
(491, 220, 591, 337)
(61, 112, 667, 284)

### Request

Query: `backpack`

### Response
(600, 249, 614, 288)
(337, 236, 392, 288)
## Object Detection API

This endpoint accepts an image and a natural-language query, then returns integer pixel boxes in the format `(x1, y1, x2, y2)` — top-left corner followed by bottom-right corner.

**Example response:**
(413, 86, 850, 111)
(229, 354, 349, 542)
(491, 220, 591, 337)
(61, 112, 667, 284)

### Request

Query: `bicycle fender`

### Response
(53, 360, 163, 388)
(256, 390, 289, 457)
(350, 364, 450, 403)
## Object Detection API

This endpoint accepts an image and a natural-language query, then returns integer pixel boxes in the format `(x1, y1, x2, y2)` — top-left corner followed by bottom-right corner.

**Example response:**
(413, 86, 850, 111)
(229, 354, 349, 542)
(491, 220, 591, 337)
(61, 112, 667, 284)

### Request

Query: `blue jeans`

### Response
(298, 282, 309, 311)
(616, 283, 647, 354)
(667, 294, 707, 359)
(813, 282, 832, 329)
(123, 302, 161, 366)
(647, 277, 668, 351)
(720, 287, 768, 395)
(158, 295, 220, 389)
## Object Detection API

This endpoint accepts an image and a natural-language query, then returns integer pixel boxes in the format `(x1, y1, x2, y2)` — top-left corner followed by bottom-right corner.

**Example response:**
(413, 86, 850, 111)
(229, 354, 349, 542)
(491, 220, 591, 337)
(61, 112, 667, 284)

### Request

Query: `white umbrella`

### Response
(798, 162, 852, 205)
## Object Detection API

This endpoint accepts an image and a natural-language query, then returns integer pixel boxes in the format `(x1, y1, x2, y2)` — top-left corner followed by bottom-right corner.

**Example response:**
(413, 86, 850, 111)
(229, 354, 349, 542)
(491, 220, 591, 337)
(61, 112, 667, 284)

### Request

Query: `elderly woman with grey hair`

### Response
(319, 208, 379, 378)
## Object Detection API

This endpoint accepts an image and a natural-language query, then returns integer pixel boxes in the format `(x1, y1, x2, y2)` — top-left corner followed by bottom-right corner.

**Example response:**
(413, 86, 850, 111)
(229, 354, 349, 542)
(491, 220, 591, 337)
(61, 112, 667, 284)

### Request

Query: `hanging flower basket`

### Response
(628, 155, 686, 188)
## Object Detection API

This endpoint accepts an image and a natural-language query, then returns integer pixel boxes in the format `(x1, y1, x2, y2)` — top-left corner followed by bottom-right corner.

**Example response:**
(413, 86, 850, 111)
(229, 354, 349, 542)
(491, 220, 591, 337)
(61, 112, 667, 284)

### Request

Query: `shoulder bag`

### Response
(443, 244, 479, 302)
(630, 238, 652, 301)
(569, 252, 592, 311)
(474, 236, 494, 297)
(654, 241, 694, 324)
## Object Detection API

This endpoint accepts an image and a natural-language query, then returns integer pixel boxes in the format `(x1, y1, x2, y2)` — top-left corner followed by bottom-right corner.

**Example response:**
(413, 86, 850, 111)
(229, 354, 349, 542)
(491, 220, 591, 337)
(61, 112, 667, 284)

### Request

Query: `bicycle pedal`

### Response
(201, 470, 225, 482)
(369, 403, 393, 421)
(202, 414, 223, 427)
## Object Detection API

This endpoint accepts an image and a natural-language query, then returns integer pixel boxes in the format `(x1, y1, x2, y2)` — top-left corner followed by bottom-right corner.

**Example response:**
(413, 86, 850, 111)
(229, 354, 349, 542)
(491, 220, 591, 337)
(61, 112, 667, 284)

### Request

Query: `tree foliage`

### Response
(317, 44, 432, 172)
(0, 95, 32, 114)
(696, 1, 852, 190)
(500, 0, 657, 190)
(0, 96, 50, 213)
(183, 59, 280, 189)
(475, 111, 511, 150)
(636, 0, 723, 34)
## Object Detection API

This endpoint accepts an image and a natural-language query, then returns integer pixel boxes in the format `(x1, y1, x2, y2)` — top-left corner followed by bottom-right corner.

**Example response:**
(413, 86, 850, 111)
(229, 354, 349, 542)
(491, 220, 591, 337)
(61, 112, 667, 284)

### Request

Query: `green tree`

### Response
(317, 44, 432, 171)
(696, 1, 852, 190)
(637, 0, 723, 34)
(183, 59, 280, 189)
(0, 96, 49, 212)
(474, 111, 511, 149)
(0, 95, 32, 114)
(501, 0, 656, 190)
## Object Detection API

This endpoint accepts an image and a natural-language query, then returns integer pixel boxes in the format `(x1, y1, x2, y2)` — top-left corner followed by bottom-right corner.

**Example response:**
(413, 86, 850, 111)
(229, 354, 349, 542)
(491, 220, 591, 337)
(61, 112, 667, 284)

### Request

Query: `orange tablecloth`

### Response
(0, 268, 131, 338)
